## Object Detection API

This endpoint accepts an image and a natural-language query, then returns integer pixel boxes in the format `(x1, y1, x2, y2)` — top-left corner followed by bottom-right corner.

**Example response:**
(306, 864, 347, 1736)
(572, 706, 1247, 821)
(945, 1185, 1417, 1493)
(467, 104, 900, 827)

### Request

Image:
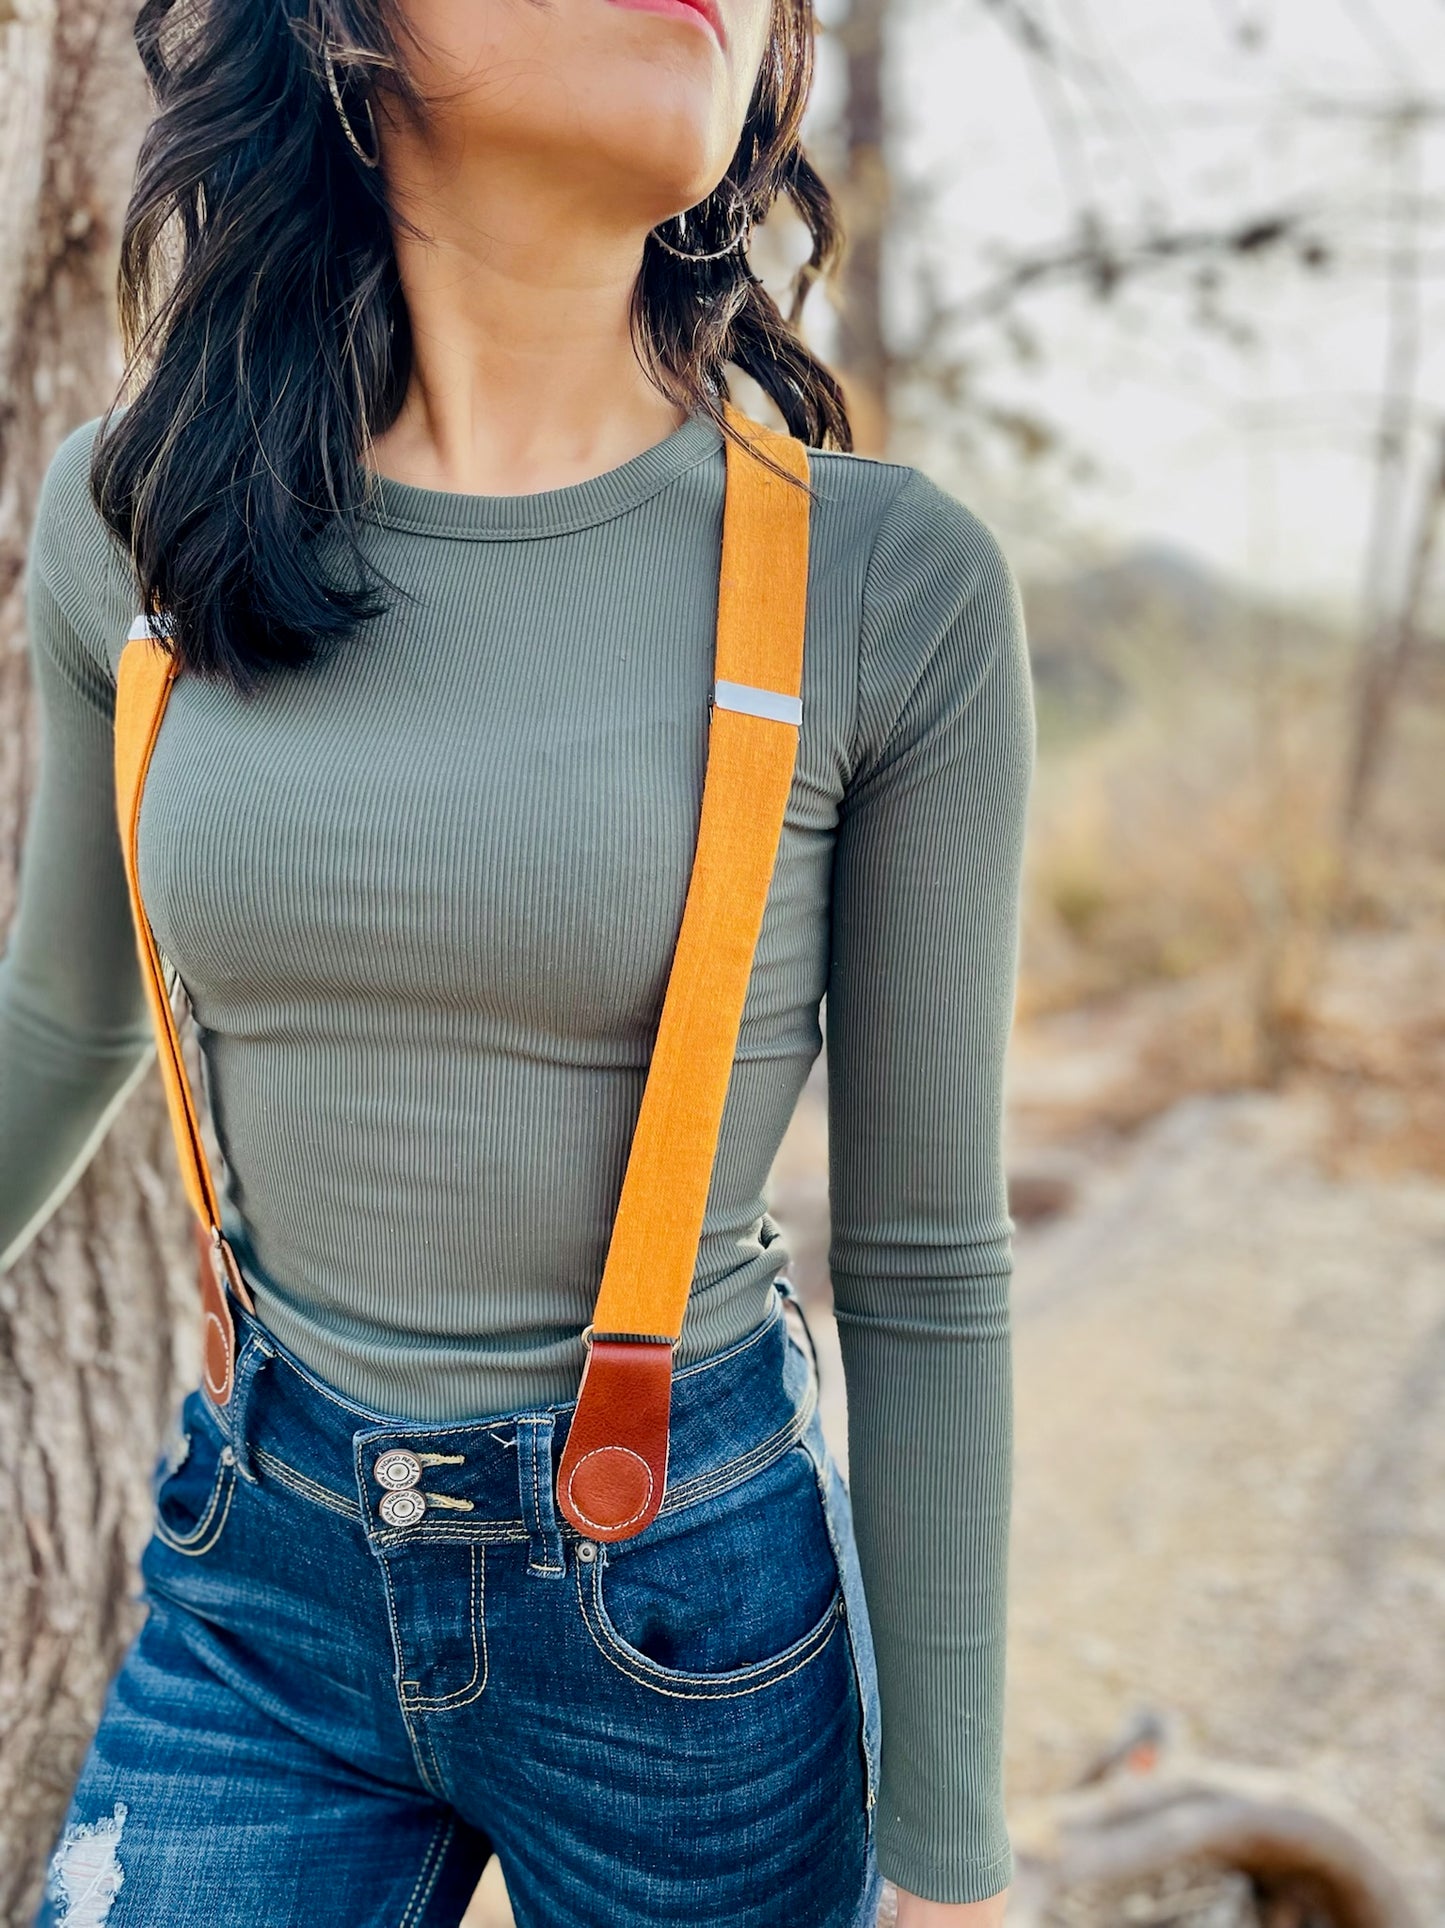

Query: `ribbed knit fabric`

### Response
(1, 412, 1034, 1903)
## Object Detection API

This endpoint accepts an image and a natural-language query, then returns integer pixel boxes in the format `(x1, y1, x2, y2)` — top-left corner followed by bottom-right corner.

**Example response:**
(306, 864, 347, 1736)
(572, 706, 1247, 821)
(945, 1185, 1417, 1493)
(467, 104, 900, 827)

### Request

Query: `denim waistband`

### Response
(207, 1284, 818, 1550)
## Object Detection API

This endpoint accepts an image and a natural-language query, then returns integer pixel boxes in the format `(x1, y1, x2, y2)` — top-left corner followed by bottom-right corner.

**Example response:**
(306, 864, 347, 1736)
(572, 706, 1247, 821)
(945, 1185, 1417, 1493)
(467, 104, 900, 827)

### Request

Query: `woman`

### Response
(0, 0, 1033, 1919)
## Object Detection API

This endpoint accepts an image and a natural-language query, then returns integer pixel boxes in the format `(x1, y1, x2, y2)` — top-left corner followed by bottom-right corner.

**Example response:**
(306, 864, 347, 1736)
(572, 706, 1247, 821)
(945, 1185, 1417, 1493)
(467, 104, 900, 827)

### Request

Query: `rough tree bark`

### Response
(0, 5, 196, 1923)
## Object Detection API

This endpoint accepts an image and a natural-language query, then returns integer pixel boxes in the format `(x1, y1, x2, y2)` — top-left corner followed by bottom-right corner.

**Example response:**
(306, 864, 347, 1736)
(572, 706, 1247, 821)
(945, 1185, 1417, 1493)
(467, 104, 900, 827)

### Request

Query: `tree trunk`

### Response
(1340, 427, 1445, 845)
(0, 8, 196, 1924)
(835, 0, 893, 454)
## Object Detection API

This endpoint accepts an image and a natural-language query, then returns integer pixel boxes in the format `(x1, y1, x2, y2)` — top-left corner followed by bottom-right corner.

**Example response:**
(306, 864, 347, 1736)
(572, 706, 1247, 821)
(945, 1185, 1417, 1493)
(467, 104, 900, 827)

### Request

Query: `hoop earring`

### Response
(650, 185, 753, 264)
(322, 35, 381, 170)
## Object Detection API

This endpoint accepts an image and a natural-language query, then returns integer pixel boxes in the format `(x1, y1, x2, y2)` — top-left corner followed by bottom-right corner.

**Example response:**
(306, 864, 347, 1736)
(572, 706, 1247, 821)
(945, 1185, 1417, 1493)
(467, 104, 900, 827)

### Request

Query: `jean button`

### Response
(576, 1540, 597, 1564)
(374, 1449, 422, 1491)
(379, 1489, 427, 1528)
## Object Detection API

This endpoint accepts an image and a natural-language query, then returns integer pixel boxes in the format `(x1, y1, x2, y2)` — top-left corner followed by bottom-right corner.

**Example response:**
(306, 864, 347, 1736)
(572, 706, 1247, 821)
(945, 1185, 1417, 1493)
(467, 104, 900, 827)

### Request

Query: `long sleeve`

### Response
(0, 439, 153, 1271)
(826, 470, 1034, 1902)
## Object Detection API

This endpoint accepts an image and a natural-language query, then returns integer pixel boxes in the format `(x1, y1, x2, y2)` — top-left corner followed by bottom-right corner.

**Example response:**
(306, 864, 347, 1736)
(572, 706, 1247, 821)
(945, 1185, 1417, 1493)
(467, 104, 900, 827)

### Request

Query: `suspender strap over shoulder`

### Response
(113, 621, 253, 1409)
(113, 406, 812, 1540)
(555, 411, 811, 1540)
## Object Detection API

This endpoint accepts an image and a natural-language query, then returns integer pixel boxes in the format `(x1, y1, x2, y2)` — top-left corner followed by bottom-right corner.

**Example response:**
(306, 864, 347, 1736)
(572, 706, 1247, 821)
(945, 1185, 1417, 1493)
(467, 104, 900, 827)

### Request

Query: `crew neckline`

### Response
(358, 412, 724, 542)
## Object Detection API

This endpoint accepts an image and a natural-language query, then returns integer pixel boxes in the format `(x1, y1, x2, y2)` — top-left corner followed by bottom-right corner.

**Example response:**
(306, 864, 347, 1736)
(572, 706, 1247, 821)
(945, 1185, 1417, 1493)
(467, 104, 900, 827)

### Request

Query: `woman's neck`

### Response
(365, 138, 687, 498)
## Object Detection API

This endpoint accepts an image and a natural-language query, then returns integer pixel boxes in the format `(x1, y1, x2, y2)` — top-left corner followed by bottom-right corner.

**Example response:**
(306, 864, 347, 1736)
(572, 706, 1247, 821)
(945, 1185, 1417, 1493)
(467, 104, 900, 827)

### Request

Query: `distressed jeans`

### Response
(36, 1285, 882, 1928)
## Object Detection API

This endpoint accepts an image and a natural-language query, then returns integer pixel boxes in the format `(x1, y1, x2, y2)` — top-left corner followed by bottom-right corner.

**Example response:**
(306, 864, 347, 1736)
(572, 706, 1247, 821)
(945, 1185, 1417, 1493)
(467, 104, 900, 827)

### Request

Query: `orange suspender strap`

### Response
(113, 406, 811, 1541)
(554, 413, 811, 1540)
(113, 622, 255, 1410)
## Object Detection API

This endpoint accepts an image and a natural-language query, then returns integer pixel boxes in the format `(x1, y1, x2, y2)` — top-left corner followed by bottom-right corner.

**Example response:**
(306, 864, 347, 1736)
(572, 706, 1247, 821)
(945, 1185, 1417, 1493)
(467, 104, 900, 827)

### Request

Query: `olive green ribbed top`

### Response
(0, 412, 1033, 1903)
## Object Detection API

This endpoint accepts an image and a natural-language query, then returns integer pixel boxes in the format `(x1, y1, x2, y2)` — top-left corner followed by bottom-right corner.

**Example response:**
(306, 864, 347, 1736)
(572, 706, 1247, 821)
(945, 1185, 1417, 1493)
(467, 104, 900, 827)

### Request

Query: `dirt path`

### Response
(467, 1040, 1445, 1923)
(784, 1022, 1445, 1915)
(1002, 1084, 1445, 1913)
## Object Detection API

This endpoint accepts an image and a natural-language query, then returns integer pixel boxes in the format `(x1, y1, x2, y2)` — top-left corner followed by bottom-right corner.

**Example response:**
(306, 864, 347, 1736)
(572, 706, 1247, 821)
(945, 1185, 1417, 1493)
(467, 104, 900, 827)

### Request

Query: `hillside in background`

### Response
(1022, 544, 1350, 744)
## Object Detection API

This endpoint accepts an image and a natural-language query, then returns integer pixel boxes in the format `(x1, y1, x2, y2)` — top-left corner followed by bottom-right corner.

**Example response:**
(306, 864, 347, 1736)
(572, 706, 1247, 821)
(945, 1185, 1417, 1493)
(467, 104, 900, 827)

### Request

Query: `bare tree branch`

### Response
(946, 210, 1315, 331)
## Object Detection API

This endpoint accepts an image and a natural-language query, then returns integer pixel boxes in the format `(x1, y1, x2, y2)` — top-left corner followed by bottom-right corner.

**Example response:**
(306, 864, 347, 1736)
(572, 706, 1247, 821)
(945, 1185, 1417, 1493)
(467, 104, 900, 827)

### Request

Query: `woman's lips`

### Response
(603, 0, 726, 49)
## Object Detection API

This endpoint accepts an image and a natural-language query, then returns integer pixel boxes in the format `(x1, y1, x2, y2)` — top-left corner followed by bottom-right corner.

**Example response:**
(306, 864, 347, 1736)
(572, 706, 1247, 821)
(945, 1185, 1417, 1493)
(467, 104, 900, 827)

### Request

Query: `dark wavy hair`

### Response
(90, 0, 851, 692)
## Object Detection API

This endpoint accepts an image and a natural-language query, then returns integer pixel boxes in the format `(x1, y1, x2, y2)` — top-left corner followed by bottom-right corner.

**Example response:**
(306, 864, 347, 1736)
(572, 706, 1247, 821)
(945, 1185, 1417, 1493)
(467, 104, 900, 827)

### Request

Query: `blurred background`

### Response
(1, 1, 1442, 1924)
(764, 3, 1445, 1923)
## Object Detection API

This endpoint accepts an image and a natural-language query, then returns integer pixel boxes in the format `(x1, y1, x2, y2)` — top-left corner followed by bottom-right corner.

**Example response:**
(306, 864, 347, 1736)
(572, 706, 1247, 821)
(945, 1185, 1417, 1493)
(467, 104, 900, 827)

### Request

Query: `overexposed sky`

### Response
(811, 0, 1445, 610)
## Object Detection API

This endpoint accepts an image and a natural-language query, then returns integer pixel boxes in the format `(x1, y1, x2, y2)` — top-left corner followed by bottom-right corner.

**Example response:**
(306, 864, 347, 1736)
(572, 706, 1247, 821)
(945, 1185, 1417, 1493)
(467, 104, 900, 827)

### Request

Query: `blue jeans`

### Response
(37, 1286, 882, 1928)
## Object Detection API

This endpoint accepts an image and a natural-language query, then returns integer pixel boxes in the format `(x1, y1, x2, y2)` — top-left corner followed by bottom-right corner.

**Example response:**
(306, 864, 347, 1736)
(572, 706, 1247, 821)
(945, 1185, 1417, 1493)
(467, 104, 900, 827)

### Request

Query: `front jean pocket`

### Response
(151, 1388, 237, 1557)
(577, 1443, 846, 1696)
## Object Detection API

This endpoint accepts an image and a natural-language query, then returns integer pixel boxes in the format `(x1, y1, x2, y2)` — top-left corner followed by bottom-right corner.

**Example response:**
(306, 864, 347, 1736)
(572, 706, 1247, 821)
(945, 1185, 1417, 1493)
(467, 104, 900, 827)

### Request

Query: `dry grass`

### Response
(1022, 660, 1343, 1021)
(1016, 632, 1445, 1173)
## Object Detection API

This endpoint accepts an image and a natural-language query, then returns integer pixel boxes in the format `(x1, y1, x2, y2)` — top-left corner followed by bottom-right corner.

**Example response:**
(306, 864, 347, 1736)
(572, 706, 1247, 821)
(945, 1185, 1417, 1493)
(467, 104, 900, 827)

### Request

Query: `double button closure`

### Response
(369, 1446, 473, 1529)
(375, 1450, 426, 1528)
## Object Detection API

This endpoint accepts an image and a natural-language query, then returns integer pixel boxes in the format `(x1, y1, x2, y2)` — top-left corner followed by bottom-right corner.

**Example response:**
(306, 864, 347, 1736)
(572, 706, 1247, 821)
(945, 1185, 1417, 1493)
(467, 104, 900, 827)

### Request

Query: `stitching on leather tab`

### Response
(202, 1310, 232, 1401)
(564, 1447, 654, 1532)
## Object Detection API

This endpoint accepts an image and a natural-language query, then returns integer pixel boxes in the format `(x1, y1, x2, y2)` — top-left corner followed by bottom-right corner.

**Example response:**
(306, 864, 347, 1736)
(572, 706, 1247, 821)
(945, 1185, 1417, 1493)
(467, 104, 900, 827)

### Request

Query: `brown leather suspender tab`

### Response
(555, 412, 812, 1540)
(557, 1335, 676, 1542)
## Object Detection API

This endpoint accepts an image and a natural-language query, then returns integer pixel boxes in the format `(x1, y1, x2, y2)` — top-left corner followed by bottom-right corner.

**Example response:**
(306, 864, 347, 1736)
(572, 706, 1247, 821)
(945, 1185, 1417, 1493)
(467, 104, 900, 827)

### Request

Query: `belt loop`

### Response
(224, 1328, 272, 1486)
(516, 1416, 565, 1579)
(777, 1274, 820, 1395)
